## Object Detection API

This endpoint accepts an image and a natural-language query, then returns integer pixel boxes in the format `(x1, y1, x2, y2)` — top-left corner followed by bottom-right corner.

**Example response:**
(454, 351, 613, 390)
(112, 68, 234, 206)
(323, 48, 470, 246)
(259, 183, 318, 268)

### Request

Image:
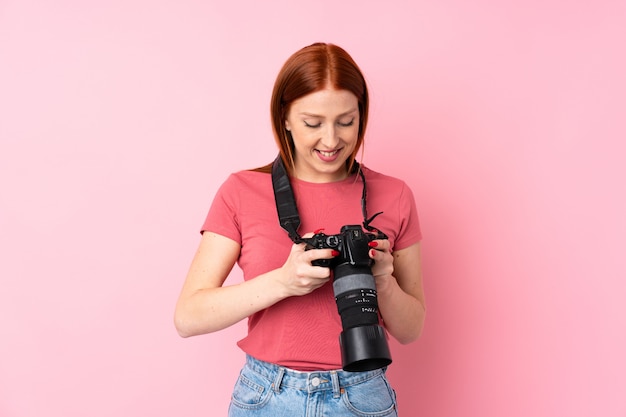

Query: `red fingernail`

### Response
(314, 228, 325, 234)
(331, 250, 340, 256)
(370, 249, 377, 257)
(368, 241, 379, 248)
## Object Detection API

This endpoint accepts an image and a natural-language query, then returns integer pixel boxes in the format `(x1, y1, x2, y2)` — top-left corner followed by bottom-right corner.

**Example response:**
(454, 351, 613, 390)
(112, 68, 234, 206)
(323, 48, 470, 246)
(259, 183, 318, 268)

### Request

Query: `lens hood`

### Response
(339, 324, 392, 372)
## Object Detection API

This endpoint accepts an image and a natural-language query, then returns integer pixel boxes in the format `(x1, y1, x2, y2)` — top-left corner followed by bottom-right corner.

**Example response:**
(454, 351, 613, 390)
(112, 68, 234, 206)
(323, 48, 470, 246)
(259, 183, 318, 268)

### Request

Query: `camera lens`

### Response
(335, 288, 379, 328)
(333, 263, 392, 372)
(333, 266, 379, 329)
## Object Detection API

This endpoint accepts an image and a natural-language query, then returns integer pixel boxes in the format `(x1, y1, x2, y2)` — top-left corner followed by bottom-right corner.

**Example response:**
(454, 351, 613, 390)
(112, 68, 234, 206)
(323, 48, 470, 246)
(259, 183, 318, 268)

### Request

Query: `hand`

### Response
(368, 239, 395, 291)
(278, 234, 336, 297)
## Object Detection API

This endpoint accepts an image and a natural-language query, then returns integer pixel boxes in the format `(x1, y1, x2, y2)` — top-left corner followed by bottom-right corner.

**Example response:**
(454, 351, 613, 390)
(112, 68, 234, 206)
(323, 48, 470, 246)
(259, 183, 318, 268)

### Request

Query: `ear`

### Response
(284, 120, 291, 132)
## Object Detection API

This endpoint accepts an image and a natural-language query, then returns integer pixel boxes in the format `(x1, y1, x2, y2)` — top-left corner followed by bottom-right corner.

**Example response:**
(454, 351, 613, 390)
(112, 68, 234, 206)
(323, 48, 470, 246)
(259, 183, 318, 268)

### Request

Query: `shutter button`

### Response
(311, 377, 321, 387)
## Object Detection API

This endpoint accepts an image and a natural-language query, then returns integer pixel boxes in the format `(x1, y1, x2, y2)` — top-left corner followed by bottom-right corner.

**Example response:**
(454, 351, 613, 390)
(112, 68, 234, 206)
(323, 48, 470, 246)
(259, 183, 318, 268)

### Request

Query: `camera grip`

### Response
(312, 258, 332, 267)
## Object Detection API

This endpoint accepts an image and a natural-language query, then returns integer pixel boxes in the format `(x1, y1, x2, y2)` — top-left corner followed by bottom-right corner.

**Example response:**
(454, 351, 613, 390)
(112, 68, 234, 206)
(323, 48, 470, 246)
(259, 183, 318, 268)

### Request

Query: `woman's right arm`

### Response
(174, 231, 334, 337)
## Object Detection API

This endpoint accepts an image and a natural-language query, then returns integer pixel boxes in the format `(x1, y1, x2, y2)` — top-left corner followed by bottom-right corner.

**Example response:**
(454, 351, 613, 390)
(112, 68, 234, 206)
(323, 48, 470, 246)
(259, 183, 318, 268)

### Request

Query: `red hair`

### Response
(257, 43, 369, 174)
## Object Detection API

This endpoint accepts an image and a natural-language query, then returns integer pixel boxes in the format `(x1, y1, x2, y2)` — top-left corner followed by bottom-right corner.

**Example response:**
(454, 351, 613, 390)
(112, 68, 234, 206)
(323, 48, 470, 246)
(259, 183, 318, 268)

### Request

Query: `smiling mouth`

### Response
(316, 149, 340, 158)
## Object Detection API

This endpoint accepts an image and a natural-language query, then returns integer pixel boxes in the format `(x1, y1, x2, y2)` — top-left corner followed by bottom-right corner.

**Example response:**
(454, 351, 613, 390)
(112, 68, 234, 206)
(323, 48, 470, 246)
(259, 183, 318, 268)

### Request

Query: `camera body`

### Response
(303, 225, 392, 372)
(306, 224, 383, 268)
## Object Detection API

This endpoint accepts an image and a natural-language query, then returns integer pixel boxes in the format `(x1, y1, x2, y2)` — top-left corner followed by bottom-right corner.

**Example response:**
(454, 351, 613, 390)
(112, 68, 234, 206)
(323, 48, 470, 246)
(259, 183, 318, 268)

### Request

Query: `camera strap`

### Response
(271, 155, 383, 244)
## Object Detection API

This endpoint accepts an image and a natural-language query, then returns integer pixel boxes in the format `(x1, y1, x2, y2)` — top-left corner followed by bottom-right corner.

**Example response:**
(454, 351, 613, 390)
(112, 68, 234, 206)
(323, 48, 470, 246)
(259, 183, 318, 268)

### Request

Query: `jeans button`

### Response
(311, 377, 321, 387)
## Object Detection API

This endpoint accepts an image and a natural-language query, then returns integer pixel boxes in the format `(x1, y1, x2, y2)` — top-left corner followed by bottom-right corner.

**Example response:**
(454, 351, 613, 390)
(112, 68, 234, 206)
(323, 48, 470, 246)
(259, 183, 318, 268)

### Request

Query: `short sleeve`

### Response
(201, 174, 242, 245)
(393, 182, 422, 251)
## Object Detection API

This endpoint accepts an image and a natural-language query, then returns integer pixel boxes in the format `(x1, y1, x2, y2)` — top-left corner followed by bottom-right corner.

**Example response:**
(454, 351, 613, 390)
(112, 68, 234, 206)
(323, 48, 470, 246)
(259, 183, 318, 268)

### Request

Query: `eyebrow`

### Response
(299, 108, 358, 118)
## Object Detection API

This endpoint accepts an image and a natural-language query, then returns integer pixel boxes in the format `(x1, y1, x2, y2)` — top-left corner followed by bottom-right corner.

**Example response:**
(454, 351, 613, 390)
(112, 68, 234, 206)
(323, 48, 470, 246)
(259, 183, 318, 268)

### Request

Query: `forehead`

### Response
(289, 88, 358, 115)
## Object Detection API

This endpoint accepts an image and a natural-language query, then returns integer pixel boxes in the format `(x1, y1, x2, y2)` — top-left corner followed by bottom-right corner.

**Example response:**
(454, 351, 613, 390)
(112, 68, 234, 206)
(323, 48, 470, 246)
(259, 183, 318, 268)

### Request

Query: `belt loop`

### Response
(330, 370, 341, 398)
(272, 367, 285, 393)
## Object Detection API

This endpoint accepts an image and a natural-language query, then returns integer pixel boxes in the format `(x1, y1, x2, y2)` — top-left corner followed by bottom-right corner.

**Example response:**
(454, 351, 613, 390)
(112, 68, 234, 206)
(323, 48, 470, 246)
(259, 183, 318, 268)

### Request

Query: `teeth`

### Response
(319, 150, 338, 157)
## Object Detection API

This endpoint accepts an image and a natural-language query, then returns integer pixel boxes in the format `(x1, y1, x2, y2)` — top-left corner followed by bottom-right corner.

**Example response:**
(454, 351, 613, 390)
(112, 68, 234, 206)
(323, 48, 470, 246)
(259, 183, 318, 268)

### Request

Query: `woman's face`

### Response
(285, 88, 360, 183)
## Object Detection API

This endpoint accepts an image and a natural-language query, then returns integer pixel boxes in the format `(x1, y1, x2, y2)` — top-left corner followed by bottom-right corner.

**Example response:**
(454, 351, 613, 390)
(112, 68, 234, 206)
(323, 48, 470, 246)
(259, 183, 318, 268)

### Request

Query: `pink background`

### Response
(1, 1, 625, 416)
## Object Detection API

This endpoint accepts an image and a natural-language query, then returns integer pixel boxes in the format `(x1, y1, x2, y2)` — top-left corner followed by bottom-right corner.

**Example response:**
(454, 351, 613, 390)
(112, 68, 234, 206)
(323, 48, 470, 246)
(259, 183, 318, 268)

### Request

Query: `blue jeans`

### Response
(228, 355, 398, 417)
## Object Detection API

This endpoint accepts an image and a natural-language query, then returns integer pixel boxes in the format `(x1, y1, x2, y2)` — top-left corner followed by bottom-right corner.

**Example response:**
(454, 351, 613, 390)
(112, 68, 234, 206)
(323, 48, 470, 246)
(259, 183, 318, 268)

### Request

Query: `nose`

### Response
(320, 124, 339, 149)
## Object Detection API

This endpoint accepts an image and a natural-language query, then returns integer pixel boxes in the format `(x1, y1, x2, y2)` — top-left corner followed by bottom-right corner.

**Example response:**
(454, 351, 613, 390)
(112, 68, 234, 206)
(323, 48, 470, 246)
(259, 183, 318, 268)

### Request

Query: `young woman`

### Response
(175, 42, 425, 416)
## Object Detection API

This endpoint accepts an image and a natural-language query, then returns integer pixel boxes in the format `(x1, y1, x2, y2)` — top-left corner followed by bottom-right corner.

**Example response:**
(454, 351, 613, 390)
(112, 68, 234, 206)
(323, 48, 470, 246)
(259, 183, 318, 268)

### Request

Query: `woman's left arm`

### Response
(369, 241, 426, 344)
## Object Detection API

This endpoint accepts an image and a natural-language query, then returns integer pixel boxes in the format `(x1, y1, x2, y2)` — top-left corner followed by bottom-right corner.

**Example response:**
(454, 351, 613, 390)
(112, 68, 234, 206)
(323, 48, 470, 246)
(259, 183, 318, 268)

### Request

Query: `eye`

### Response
(304, 121, 321, 128)
(338, 118, 355, 127)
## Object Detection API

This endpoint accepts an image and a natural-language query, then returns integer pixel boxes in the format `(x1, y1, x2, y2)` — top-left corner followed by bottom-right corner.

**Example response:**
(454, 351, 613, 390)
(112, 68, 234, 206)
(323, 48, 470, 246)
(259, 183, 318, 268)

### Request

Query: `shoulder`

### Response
(220, 169, 272, 190)
(360, 165, 417, 213)
(361, 166, 411, 193)
(360, 165, 421, 248)
(228, 169, 271, 182)
(211, 170, 273, 208)
(205, 169, 274, 229)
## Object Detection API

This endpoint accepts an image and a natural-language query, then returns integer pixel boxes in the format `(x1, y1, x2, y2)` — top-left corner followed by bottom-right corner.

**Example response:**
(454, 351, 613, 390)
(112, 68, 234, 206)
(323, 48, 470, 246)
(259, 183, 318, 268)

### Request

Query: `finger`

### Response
(291, 242, 307, 255)
(368, 239, 390, 252)
(309, 248, 339, 261)
(369, 247, 392, 264)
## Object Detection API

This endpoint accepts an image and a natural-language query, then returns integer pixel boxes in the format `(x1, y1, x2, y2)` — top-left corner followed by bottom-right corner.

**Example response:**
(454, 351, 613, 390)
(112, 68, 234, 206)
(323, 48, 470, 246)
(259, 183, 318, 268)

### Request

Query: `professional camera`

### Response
(304, 225, 392, 372)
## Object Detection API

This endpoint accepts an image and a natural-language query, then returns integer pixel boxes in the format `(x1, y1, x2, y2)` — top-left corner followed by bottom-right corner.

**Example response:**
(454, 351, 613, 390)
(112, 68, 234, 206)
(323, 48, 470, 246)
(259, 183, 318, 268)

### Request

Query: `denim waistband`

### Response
(244, 355, 386, 397)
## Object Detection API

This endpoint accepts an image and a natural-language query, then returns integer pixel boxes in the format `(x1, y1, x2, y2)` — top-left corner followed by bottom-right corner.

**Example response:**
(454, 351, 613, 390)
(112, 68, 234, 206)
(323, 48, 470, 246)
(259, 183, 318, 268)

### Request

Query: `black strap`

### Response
(271, 156, 384, 243)
(271, 156, 304, 243)
(358, 167, 384, 232)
